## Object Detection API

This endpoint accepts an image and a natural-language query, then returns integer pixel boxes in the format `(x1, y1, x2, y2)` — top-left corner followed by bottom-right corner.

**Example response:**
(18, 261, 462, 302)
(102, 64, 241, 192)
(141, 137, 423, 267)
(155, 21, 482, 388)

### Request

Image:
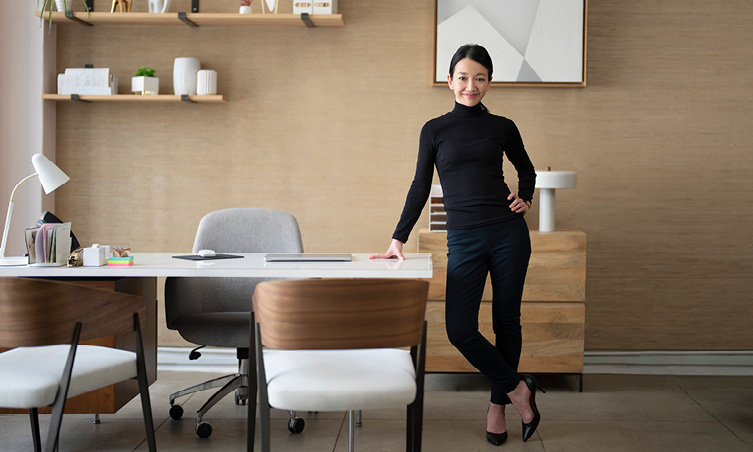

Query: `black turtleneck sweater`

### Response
(392, 102, 536, 244)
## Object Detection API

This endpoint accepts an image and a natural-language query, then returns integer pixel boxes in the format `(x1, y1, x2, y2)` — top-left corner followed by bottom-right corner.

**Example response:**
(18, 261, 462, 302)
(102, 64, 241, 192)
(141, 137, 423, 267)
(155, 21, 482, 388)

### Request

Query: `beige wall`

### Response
(48, 0, 753, 350)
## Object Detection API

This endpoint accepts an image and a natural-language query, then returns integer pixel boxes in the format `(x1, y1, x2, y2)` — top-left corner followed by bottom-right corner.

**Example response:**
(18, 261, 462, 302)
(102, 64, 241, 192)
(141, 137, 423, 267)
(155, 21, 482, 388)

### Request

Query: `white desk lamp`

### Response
(535, 169, 577, 233)
(0, 153, 70, 266)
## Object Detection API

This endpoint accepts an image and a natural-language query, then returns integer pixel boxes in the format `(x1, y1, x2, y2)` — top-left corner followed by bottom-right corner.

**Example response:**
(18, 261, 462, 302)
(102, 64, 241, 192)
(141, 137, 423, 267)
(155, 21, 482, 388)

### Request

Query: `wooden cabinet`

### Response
(418, 228, 587, 375)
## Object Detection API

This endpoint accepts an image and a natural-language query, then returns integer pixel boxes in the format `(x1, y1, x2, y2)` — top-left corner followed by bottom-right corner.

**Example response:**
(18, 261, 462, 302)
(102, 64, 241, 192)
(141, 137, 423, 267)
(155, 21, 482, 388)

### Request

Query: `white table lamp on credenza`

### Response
(0, 153, 70, 266)
(535, 169, 577, 233)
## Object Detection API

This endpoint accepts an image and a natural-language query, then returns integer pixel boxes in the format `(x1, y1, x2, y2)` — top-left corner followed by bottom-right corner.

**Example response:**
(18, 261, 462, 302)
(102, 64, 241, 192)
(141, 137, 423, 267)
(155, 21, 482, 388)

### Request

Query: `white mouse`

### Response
(197, 249, 216, 257)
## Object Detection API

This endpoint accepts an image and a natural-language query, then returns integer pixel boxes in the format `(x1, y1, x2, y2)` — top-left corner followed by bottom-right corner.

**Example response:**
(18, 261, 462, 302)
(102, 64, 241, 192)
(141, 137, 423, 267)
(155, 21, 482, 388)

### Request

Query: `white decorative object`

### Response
(131, 76, 159, 95)
(148, 0, 171, 13)
(534, 170, 577, 233)
(54, 0, 69, 12)
(293, 1, 312, 14)
(312, 0, 337, 14)
(173, 57, 201, 96)
(262, 0, 278, 13)
(239, 5, 251, 14)
(196, 70, 217, 96)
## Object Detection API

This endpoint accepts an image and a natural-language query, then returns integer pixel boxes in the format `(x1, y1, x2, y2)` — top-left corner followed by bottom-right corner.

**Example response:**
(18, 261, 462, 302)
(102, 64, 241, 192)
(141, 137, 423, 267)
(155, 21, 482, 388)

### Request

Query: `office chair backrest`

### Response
(165, 208, 303, 328)
(0, 278, 144, 348)
(252, 279, 429, 350)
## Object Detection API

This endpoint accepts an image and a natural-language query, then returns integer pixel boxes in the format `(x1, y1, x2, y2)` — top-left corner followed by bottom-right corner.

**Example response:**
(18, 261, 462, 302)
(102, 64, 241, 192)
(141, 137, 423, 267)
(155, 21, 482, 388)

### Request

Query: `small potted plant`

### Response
(131, 67, 159, 95)
(239, 0, 251, 14)
(38, 0, 91, 29)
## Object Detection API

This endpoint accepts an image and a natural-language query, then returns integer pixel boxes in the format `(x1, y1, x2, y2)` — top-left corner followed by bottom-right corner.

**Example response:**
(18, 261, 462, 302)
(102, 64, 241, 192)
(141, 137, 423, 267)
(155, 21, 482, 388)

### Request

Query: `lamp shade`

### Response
(31, 153, 70, 194)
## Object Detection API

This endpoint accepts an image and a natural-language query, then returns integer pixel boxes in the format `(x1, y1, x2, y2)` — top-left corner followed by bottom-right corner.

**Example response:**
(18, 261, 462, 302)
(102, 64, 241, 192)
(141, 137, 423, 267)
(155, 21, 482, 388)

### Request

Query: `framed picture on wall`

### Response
(434, 0, 587, 87)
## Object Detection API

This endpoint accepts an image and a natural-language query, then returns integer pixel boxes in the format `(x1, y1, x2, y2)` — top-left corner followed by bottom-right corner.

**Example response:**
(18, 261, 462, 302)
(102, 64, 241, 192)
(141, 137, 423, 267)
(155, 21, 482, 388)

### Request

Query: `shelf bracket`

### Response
(70, 94, 91, 103)
(300, 12, 315, 28)
(178, 12, 199, 28)
(181, 95, 197, 104)
(65, 10, 93, 27)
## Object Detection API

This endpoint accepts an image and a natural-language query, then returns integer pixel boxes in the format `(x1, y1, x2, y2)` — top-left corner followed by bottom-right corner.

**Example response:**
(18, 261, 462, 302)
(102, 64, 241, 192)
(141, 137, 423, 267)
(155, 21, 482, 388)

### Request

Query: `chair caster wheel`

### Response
(235, 393, 247, 405)
(169, 404, 184, 420)
(288, 417, 305, 433)
(196, 422, 213, 438)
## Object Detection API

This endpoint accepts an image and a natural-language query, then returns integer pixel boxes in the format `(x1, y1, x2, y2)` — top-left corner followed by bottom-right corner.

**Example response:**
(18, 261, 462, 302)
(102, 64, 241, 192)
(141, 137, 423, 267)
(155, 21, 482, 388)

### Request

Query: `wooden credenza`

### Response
(418, 228, 586, 374)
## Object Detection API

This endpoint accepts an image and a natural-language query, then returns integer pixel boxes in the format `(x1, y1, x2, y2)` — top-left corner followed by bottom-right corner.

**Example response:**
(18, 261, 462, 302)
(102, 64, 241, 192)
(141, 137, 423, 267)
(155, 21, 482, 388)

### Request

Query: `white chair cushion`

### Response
(0, 345, 137, 409)
(263, 348, 417, 412)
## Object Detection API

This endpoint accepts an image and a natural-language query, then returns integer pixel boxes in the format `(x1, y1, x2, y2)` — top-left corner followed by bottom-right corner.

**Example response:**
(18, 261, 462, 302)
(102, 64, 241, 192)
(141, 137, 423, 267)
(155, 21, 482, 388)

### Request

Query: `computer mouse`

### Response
(197, 249, 216, 257)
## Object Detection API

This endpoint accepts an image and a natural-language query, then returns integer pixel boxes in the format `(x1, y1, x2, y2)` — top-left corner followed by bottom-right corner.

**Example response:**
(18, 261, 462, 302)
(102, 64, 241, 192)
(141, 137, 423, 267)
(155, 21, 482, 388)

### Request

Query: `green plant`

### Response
(134, 67, 157, 77)
(38, 0, 91, 30)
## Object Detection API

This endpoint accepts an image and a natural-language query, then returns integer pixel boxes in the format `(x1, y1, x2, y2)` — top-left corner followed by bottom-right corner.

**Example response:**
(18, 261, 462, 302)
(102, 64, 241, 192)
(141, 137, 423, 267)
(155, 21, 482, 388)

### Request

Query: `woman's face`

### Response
(447, 58, 491, 107)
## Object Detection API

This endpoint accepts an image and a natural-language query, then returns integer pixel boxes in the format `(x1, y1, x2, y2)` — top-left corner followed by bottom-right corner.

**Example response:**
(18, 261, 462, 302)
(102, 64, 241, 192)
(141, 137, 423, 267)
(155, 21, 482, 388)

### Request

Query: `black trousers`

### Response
(445, 216, 531, 405)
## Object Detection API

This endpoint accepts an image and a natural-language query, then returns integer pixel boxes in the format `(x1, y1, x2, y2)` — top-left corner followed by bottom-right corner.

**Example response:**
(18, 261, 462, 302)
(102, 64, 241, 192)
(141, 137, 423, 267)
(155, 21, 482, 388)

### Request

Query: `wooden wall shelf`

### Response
(35, 11, 344, 27)
(42, 94, 225, 103)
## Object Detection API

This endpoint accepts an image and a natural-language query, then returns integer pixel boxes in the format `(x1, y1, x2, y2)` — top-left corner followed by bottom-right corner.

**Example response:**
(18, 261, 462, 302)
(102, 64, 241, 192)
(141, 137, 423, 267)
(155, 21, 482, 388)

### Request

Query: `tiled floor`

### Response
(2, 371, 751, 451)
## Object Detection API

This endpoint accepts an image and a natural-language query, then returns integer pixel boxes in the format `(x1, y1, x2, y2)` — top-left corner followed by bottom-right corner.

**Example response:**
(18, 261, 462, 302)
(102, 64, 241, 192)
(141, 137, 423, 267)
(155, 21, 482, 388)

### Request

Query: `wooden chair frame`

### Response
(247, 278, 428, 452)
(0, 278, 156, 452)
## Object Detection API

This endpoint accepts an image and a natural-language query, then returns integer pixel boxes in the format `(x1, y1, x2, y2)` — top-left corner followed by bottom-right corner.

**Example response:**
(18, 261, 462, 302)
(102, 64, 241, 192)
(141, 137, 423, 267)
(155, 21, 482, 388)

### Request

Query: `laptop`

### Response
(263, 253, 353, 262)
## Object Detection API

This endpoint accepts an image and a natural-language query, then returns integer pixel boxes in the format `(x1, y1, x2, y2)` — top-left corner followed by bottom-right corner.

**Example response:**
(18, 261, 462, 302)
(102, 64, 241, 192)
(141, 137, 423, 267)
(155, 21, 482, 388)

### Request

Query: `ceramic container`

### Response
(173, 57, 201, 96)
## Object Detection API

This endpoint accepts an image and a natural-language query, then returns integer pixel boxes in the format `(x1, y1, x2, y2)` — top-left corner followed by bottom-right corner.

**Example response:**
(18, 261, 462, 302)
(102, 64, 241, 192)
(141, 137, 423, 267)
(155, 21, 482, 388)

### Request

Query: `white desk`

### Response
(0, 252, 432, 415)
(0, 253, 433, 278)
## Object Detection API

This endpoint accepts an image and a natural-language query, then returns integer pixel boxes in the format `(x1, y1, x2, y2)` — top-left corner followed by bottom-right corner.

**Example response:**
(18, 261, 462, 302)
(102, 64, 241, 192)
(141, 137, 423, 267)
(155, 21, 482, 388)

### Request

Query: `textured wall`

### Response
(51, 0, 753, 350)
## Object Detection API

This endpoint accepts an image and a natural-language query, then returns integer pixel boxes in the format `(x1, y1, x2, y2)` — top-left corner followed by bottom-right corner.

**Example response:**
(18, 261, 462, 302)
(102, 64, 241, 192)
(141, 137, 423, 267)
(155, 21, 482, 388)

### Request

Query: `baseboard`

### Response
(584, 350, 753, 376)
(158, 346, 239, 373)
(158, 347, 753, 376)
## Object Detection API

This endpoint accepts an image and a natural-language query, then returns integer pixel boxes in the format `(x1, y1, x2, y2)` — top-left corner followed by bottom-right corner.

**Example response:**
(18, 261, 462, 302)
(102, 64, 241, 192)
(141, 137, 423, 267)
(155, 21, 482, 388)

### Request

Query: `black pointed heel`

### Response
(486, 430, 508, 446)
(521, 374, 544, 442)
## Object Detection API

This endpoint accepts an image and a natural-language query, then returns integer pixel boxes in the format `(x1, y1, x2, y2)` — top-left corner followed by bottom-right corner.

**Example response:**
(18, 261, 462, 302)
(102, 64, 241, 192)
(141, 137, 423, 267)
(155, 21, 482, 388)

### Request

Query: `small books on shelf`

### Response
(57, 68, 118, 95)
(24, 222, 71, 266)
(430, 184, 446, 232)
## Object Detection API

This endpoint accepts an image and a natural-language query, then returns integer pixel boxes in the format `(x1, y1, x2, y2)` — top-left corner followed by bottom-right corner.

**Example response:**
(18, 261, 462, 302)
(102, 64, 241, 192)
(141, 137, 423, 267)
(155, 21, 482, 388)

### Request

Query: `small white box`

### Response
(293, 1, 312, 14)
(83, 246, 107, 267)
(132, 76, 160, 95)
(312, 0, 336, 14)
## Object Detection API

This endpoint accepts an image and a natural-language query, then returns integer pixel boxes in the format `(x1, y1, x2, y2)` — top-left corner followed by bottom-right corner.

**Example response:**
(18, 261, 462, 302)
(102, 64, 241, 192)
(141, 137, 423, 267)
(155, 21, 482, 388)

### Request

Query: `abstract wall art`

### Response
(434, 0, 587, 86)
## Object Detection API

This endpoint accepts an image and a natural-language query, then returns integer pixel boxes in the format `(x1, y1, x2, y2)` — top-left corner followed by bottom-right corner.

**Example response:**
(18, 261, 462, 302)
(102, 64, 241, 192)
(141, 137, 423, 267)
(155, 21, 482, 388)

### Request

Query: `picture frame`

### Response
(433, 0, 588, 87)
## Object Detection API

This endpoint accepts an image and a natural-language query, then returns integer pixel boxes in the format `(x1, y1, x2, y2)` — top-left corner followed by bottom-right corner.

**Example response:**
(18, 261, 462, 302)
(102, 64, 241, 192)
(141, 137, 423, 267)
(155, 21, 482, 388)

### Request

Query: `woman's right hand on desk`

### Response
(369, 239, 405, 260)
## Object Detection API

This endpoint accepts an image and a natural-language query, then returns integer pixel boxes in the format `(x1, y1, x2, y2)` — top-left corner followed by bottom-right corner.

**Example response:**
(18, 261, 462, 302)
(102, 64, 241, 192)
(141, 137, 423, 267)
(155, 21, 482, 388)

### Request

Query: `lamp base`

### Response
(0, 256, 28, 266)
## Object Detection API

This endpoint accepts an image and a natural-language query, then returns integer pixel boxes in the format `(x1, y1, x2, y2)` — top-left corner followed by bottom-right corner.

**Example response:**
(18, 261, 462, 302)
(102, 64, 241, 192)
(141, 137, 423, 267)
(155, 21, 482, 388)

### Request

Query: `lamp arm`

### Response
(0, 173, 39, 258)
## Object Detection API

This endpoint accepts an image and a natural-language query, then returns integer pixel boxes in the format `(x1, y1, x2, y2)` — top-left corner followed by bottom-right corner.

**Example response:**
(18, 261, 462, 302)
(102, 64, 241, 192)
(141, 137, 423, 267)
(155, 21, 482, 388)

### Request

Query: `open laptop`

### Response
(263, 253, 353, 262)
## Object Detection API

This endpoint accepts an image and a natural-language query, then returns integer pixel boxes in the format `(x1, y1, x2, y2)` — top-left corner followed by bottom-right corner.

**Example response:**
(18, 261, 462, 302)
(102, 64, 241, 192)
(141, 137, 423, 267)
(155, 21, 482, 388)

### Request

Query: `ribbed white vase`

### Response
(173, 57, 201, 96)
(197, 70, 218, 95)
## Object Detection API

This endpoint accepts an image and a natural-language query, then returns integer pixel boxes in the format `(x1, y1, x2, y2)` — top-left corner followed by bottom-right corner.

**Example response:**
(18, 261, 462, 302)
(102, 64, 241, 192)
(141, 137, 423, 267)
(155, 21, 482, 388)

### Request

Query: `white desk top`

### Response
(0, 253, 433, 279)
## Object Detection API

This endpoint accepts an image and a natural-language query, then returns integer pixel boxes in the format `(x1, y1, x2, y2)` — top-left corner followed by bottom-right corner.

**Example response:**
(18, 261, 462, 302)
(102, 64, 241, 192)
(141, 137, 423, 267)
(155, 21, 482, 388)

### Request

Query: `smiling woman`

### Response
(447, 46, 492, 107)
(371, 43, 541, 446)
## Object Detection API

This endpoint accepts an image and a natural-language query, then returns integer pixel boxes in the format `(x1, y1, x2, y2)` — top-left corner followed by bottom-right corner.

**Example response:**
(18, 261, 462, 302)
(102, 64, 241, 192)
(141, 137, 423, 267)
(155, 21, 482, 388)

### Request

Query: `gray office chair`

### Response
(165, 208, 304, 438)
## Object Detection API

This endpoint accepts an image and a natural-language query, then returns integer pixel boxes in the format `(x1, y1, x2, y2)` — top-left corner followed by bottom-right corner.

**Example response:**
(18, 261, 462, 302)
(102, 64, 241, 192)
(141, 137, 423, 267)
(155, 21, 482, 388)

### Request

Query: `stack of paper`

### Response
(57, 68, 118, 95)
(108, 256, 134, 267)
(24, 222, 72, 266)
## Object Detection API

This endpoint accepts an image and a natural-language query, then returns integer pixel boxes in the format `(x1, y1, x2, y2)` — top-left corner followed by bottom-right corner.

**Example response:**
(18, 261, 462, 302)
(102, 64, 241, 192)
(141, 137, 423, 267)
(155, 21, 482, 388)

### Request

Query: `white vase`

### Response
(239, 5, 251, 14)
(148, 0, 171, 13)
(54, 0, 69, 12)
(173, 57, 201, 96)
(197, 70, 217, 95)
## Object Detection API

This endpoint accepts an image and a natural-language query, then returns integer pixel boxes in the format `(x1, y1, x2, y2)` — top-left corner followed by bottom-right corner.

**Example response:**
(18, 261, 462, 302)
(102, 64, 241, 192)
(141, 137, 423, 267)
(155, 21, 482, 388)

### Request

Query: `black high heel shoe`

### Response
(486, 405, 508, 446)
(486, 431, 508, 446)
(520, 374, 545, 442)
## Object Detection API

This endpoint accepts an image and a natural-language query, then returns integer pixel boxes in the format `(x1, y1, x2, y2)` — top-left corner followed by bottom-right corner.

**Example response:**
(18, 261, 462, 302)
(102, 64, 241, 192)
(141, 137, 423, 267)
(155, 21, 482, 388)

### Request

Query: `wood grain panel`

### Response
(419, 229, 586, 302)
(426, 301, 584, 373)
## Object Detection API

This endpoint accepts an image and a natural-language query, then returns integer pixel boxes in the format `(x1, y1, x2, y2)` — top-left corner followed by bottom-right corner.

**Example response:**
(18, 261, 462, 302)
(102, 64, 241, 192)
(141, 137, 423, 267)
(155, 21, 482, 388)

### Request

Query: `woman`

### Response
(370, 44, 542, 445)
